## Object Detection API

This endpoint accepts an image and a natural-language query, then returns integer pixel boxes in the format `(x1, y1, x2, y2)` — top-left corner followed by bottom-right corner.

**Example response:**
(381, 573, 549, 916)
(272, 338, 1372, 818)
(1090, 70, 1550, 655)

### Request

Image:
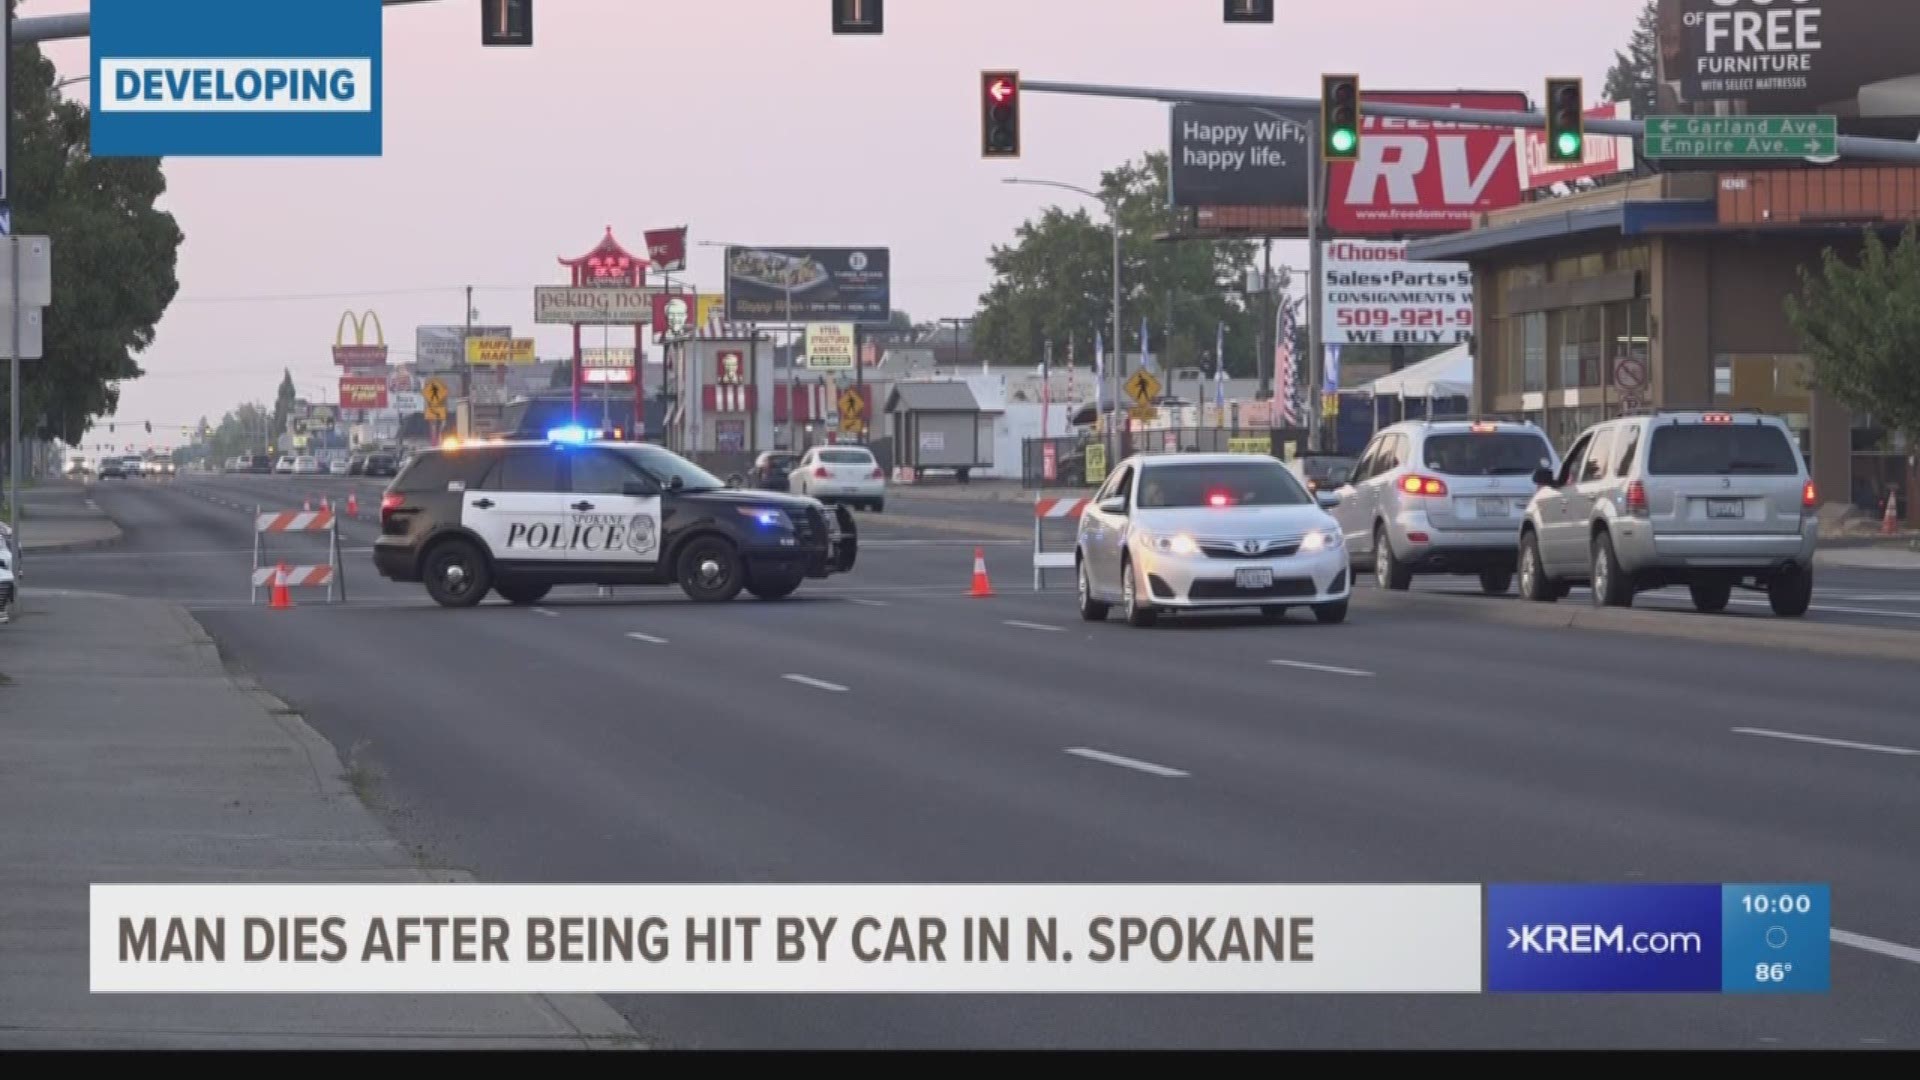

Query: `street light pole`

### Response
(1001, 177, 1122, 427)
(784, 277, 796, 452)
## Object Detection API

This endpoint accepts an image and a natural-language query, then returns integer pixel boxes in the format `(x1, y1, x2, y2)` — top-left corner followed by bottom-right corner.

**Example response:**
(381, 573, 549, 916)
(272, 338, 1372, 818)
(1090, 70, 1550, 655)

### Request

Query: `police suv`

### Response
(373, 428, 858, 607)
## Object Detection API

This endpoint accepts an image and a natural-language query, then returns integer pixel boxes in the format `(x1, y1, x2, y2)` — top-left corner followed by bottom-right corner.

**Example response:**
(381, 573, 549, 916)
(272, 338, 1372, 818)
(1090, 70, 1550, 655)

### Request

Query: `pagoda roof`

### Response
(558, 227, 646, 270)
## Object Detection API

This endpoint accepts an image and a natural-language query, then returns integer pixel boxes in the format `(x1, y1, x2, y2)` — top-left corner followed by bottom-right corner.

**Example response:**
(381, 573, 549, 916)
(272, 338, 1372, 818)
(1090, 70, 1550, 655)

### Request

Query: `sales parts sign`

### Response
(1327, 91, 1528, 236)
(1321, 240, 1473, 347)
(724, 247, 890, 323)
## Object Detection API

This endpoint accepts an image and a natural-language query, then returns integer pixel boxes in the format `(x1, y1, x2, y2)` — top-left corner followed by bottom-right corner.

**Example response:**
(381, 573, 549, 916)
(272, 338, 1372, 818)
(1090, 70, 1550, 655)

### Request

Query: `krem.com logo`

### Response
(1487, 884, 1722, 992)
(333, 311, 388, 367)
(90, 0, 383, 158)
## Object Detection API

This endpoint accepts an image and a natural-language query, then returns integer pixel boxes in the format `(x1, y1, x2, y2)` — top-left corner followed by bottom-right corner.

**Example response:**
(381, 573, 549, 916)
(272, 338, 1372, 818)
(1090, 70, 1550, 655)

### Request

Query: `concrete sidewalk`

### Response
(12, 482, 123, 554)
(0, 591, 642, 1049)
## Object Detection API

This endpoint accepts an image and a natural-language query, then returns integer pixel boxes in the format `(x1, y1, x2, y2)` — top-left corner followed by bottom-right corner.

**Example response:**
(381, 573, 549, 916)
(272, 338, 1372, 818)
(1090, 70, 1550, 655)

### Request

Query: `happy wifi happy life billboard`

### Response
(89, 0, 383, 158)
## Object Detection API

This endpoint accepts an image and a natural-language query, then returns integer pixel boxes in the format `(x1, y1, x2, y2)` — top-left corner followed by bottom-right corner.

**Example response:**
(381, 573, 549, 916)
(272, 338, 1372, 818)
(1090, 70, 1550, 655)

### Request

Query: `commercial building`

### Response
(1408, 166, 1918, 520)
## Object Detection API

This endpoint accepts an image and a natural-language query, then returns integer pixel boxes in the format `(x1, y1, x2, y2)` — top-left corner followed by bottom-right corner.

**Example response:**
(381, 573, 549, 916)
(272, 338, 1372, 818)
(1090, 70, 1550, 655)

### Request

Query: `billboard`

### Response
(645, 227, 688, 272)
(415, 325, 510, 372)
(581, 346, 636, 384)
(390, 391, 425, 414)
(1168, 102, 1313, 208)
(724, 247, 890, 323)
(1320, 240, 1473, 348)
(338, 375, 388, 410)
(465, 337, 537, 365)
(1326, 91, 1529, 236)
(534, 287, 657, 325)
(1516, 102, 1636, 191)
(805, 323, 857, 371)
(1656, 0, 1920, 119)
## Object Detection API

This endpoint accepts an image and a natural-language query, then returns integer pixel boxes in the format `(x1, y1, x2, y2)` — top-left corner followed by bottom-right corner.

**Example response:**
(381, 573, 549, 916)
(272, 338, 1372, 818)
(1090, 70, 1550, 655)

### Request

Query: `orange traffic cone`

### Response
(1883, 491, 1900, 536)
(969, 547, 994, 597)
(346, 492, 359, 517)
(269, 564, 293, 610)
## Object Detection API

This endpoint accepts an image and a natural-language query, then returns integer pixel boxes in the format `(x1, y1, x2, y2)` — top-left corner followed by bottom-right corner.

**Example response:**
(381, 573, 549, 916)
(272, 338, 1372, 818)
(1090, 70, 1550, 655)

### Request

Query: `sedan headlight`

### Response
(1297, 527, 1342, 553)
(1141, 532, 1200, 555)
(737, 506, 793, 530)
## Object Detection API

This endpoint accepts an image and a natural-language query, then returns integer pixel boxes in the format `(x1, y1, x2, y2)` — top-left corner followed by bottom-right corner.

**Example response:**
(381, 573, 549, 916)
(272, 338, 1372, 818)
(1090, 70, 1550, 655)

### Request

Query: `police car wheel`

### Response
(494, 582, 551, 605)
(746, 568, 804, 601)
(422, 539, 491, 608)
(677, 536, 745, 603)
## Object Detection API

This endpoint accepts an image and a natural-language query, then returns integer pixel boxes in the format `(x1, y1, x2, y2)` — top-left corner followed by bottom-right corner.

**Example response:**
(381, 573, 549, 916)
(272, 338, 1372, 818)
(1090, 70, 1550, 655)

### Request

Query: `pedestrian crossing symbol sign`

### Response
(1126, 370, 1160, 406)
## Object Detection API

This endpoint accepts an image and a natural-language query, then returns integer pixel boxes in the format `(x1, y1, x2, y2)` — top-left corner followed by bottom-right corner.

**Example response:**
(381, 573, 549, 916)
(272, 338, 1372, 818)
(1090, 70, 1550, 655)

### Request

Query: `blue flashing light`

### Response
(736, 506, 789, 528)
(547, 425, 591, 445)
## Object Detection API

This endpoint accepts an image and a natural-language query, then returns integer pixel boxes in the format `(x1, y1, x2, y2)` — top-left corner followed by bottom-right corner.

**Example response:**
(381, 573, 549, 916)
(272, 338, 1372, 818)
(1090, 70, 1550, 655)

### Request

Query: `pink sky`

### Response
(33, 0, 1641, 448)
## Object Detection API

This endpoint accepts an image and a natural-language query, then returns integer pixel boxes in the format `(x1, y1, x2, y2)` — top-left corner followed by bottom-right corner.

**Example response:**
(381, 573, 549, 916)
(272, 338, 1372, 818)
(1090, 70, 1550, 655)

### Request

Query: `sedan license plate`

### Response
(1476, 497, 1509, 517)
(1234, 567, 1274, 590)
(1707, 498, 1744, 519)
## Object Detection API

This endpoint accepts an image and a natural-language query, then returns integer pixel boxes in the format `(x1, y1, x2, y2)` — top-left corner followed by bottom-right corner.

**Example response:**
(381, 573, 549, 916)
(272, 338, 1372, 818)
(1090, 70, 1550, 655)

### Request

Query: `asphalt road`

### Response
(25, 473, 1920, 1049)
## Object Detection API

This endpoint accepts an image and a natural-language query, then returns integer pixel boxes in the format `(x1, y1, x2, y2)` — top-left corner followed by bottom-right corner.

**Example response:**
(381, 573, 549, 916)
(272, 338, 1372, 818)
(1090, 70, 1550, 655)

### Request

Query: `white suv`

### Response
(1517, 409, 1818, 616)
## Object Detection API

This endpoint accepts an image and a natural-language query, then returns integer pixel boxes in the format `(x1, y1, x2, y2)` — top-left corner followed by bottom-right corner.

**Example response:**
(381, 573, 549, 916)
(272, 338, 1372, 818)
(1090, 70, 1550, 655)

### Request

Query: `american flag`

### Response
(1275, 297, 1299, 426)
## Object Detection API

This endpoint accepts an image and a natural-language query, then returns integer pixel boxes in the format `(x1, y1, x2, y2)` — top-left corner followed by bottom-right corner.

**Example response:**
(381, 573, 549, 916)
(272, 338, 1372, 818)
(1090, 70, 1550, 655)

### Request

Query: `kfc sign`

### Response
(1328, 91, 1529, 235)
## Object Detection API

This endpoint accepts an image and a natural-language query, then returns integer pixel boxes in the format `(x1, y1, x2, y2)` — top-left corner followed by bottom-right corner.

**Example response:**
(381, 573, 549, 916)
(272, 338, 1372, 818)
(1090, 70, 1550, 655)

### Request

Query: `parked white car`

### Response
(292, 456, 322, 475)
(789, 445, 886, 512)
(274, 455, 295, 474)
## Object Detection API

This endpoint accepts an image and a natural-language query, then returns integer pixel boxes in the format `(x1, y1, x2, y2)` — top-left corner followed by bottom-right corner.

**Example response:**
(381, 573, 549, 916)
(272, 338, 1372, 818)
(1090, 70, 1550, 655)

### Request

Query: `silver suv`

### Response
(1333, 419, 1559, 594)
(1516, 409, 1817, 616)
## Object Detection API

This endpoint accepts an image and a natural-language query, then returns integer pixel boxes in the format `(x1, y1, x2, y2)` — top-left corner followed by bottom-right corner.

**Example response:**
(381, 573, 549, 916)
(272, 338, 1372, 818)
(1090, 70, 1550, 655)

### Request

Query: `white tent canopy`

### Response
(1361, 342, 1473, 399)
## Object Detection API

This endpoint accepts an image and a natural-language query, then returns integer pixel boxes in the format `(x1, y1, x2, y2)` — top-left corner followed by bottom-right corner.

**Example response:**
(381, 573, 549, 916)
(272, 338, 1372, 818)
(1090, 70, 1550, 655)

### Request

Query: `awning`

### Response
(1359, 343, 1473, 399)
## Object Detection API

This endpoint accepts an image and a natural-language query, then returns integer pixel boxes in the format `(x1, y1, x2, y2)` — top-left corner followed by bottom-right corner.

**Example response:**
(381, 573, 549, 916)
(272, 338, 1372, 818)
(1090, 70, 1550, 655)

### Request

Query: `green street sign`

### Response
(1643, 115, 1837, 160)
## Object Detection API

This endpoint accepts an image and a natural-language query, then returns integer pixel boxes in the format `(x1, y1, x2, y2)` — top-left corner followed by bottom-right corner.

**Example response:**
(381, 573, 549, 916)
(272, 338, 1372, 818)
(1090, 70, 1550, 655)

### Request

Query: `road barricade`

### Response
(251, 506, 344, 605)
(1031, 496, 1089, 590)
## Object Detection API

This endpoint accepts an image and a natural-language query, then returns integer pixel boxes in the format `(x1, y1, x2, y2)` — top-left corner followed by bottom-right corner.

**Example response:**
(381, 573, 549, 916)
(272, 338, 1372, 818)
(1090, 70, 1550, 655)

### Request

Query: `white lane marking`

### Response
(1831, 929, 1920, 965)
(625, 632, 669, 645)
(532, 608, 561, 618)
(845, 598, 890, 607)
(1064, 747, 1189, 779)
(1270, 658, 1376, 678)
(782, 673, 848, 693)
(1731, 727, 1919, 757)
(1003, 619, 1064, 633)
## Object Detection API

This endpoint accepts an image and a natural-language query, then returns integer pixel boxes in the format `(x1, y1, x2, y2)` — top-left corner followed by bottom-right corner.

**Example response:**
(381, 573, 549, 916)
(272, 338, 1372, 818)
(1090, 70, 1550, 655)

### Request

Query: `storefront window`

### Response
(1613, 245, 1650, 274)
(1523, 312, 1546, 392)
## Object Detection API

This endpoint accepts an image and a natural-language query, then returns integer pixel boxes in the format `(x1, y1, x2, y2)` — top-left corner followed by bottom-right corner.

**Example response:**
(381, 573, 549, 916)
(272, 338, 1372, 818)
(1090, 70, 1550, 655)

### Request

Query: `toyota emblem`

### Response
(1243, 540, 1259, 554)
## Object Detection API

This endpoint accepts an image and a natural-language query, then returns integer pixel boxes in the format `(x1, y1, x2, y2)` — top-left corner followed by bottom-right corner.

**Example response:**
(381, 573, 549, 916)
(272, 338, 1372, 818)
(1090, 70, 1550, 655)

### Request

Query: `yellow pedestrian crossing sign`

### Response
(1125, 370, 1160, 406)
(838, 388, 865, 434)
(423, 377, 449, 422)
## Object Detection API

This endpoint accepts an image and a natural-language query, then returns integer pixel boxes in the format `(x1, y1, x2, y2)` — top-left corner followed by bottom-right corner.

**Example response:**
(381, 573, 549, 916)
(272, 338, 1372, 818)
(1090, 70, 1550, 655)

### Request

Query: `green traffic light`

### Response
(1556, 131, 1582, 158)
(1330, 128, 1356, 154)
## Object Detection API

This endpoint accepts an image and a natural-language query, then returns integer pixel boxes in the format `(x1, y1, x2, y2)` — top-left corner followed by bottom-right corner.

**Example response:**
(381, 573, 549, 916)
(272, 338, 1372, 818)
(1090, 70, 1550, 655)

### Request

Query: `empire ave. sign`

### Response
(1644, 115, 1837, 160)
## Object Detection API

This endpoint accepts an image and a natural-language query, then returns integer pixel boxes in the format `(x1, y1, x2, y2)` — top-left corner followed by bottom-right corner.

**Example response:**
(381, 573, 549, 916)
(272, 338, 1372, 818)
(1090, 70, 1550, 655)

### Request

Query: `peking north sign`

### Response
(333, 310, 388, 366)
(535, 286, 658, 325)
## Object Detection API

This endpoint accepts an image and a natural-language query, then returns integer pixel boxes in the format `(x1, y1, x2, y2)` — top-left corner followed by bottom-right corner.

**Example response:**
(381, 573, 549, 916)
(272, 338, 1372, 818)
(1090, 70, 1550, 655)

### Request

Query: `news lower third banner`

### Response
(88, 883, 1829, 994)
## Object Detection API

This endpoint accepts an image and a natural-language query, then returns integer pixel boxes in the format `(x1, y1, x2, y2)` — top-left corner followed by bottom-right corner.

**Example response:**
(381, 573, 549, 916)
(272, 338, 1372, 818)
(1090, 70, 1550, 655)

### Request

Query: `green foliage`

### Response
(974, 152, 1260, 375)
(1604, 1, 1660, 118)
(205, 402, 273, 461)
(1, 37, 183, 445)
(1784, 225, 1920, 442)
(272, 370, 298, 440)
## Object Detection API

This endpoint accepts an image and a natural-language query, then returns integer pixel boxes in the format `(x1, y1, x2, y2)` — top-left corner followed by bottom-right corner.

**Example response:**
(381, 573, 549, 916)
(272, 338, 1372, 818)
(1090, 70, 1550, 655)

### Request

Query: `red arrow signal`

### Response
(989, 78, 1013, 103)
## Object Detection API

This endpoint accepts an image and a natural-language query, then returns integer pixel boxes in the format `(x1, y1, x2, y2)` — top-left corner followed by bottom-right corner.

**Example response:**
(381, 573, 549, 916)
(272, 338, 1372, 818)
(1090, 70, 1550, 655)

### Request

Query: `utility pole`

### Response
(1304, 116, 1325, 452)
(5, 0, 19, 560)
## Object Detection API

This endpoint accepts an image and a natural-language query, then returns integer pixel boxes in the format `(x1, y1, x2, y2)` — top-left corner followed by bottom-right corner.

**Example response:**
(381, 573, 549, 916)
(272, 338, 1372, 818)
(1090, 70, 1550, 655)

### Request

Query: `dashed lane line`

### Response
(782, 674, 849, 693)
(1064, 747, 1189, 779)
(1731, 727, 1919, 757)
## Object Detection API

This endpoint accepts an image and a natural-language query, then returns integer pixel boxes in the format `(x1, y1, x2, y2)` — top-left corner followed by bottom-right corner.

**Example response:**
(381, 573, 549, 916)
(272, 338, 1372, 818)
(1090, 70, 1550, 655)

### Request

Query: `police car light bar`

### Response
(546, 425, 594, 444)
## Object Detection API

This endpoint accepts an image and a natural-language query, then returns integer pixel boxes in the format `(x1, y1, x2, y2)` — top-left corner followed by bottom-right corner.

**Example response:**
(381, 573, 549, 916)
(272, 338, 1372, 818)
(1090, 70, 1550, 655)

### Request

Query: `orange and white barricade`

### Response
(251, 505, 344, 605)
(1031, 496, 1090, 590)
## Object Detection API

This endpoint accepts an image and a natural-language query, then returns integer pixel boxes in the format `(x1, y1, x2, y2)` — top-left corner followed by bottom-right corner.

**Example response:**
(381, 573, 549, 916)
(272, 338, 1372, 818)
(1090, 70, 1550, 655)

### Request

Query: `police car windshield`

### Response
(619, 445, 726, 491)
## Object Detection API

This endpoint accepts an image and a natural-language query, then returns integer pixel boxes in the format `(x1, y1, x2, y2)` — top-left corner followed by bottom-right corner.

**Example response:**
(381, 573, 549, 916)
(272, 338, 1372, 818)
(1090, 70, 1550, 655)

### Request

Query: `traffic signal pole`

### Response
(1018, 79, 1920, 165)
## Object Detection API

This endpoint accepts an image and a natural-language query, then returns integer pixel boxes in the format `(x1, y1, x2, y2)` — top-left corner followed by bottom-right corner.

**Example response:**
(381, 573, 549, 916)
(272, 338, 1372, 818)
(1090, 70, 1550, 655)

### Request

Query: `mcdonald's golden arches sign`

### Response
(333, 310, 388, 366)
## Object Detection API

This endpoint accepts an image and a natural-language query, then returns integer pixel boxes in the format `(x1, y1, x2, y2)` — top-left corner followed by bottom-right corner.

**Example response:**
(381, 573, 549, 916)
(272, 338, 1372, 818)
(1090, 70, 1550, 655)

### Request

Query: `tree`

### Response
(1784, 225, 1920, 450)
(272, 370, 298, 441)
(1604, 1, 1660, 118)
(974, 151, 1261, 376)
(0, 16, 184, 445)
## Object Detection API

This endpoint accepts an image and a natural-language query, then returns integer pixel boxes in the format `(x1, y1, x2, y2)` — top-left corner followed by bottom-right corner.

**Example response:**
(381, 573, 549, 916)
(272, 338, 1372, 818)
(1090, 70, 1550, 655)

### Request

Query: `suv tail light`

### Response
(814, 466, 831, 479)
(1802, 481, 1818, 509)
(379, 492, 404, 527)
(1399, 474, 1448, 497)
(870, 466, 886, 480)
(1624, 480, 1649, 517)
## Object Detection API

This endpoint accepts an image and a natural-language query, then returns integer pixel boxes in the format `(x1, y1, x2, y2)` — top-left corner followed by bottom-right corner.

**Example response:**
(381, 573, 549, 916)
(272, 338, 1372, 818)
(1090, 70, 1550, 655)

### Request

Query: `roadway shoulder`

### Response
(856, 510, 1032, 541)
(1361, 589, 1920, 663)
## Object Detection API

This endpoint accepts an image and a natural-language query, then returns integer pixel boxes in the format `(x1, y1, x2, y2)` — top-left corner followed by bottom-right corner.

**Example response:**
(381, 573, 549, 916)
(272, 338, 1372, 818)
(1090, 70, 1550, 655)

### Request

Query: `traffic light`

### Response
(981, 70, 1020, 159)
(481, 0, 532, 47)
(1321, 74, 1360, 160)
(1224, 0, 1274, 22)
(1546, 78, 1584, 163)
(832, 0, 883, 34)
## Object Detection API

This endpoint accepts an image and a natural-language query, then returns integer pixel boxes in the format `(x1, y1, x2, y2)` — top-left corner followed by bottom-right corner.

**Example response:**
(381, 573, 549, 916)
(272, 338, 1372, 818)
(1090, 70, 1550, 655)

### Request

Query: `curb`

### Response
(1372, 588, 1920, 663)
(170, 600, 645, 1047)
(21, 525, 125, 555)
